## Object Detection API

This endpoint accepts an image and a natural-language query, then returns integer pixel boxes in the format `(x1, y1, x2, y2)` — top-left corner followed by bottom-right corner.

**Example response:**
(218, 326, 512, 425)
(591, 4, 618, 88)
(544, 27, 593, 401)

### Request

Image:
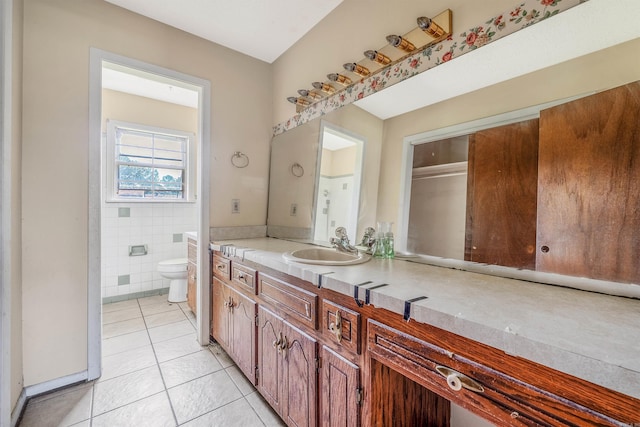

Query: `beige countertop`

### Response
(211, 237, 640, 399)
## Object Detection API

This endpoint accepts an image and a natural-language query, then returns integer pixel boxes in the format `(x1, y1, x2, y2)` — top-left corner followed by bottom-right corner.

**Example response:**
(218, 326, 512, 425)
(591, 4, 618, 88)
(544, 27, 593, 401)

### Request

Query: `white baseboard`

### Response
(10, 389, 26, 427)
(11, 370, 89, 426)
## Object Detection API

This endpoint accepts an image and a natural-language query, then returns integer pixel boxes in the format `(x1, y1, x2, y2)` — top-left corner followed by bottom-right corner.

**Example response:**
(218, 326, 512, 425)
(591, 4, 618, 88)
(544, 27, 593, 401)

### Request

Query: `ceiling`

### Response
(104, 0, 343, 63)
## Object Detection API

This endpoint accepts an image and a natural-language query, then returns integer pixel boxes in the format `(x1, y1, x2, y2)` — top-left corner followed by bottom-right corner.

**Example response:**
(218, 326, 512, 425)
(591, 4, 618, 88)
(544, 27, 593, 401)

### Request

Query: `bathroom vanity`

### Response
(209, 238, 640, 427)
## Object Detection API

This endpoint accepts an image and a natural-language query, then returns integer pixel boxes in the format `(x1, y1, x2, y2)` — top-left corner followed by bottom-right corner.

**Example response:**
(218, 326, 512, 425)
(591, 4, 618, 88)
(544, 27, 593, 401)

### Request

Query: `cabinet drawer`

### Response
(258, 273, 317, 329)
(212, 254, 230, 281)
(231, 262, 257, 294)
(367, 319, 636, 427)
(322, 299, 360, 354)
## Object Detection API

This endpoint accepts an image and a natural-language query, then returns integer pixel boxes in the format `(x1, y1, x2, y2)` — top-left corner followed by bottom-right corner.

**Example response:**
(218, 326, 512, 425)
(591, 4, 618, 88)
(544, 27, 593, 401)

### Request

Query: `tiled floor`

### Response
(19, 295, 286, 427)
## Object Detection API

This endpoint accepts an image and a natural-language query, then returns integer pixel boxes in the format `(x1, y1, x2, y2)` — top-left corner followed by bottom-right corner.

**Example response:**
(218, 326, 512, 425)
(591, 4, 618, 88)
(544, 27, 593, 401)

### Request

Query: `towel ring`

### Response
(291, 162, 304, 177)
(231, 151, 249, 168)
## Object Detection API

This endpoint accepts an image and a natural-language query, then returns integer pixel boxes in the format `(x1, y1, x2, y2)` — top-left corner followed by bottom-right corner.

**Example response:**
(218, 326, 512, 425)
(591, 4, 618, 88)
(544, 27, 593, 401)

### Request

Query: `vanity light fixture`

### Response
(386, 35, 416, 53)
(364, 50, 391, 66)
(287, 96, 310, 107)
(417, 16, 446, 38)
(312, 81, 336, 94)
(297, 89, 323, 100)
(343, 62, 370, 77)
(327, 73, 352, 86)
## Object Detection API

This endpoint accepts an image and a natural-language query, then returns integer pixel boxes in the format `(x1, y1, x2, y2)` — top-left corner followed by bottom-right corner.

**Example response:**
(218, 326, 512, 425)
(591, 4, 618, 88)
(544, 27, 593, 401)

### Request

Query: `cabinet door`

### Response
(465, 119, 539, 269)
(211, 277, 230, 348)
(186, 261, 197, 315)
(320, 346, 360, 427)
(537, 82, 640, 283)
(258, 306, 283, 415)
(282, 320, 318, 427)
(230, 288, 257, 384)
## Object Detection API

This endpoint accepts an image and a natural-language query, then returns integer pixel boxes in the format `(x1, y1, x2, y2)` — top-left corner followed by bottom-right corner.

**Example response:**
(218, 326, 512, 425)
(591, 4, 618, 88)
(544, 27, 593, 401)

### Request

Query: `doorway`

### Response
(88, 49, 211, 380)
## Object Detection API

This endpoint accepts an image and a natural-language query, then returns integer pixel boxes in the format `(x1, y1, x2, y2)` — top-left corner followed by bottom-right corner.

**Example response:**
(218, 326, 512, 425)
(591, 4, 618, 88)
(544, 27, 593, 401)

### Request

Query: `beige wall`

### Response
(272, 0, 517, 124)
(10, 0, 23, 412)
(21, 0, 271, 386)
(321, 146, 357, 177)
(102, 89, 198, 135)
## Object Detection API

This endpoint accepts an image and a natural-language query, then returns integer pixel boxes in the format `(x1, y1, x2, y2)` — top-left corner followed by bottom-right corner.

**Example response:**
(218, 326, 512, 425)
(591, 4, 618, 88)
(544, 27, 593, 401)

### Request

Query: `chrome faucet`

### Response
(359, 227, 376, 251)
(330, 227, 358, 254)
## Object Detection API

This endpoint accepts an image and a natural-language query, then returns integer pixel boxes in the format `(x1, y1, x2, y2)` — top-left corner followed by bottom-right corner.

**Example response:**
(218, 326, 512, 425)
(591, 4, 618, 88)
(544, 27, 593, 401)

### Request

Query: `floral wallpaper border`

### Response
(273, 0, 588, 136)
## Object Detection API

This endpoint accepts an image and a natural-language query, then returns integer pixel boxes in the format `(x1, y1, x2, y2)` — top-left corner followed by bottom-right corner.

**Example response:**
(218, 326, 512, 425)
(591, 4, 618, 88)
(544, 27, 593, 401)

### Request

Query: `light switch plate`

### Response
(232, 199, 240, 214)
(290, 203, 298, 216)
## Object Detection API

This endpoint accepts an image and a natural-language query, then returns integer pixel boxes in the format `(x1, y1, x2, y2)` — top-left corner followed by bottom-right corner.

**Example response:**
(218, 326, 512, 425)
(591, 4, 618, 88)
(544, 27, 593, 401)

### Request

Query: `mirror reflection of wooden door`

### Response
(536, 82, 640, 283)
(465, 119, 539, 269)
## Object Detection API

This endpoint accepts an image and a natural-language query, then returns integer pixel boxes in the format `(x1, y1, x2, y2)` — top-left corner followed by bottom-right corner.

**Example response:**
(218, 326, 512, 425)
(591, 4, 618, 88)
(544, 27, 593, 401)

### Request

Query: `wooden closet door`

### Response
(465, 119, 539, 269)
(536, 82, 640, 283)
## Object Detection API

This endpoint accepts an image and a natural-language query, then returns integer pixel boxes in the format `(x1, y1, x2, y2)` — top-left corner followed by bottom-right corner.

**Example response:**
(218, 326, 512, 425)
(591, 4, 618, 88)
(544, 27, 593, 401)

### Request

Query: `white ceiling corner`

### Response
(104, 0, 344, 63)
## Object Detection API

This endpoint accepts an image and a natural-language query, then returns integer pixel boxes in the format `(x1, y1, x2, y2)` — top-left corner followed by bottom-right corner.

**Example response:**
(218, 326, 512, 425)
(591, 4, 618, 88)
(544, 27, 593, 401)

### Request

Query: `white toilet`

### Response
(158, 258, 188, 303)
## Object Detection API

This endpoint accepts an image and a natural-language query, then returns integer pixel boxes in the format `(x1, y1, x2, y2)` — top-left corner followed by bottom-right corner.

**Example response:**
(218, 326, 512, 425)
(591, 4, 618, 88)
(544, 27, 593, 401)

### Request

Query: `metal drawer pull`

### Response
(436, 365, 484, 393)
(216, 264, 226, 271)
(328, 310, 343, 343)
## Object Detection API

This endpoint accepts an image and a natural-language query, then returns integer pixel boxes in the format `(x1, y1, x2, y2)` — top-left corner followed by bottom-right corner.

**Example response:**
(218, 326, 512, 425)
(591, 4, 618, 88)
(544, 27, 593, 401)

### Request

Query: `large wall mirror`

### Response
(267, 104, 383, 244)
(266, 14, 640, 295)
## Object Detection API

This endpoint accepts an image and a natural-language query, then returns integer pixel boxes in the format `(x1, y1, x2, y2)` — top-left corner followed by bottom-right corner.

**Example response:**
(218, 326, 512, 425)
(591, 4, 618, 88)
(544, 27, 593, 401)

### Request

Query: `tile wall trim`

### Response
(101, 287, 169, 305)
(210, 225, 268, 241)
(273, 0, 587, 136)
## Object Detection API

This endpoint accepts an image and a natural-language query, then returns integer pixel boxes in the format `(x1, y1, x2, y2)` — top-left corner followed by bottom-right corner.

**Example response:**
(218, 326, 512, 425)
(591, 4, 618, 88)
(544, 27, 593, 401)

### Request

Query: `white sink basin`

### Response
(282, 248, 370, 266)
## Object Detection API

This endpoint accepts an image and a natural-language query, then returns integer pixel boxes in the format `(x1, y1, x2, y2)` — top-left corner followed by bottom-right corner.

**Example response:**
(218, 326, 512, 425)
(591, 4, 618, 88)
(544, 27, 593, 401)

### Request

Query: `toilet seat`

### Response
(158, 258, 188, 273)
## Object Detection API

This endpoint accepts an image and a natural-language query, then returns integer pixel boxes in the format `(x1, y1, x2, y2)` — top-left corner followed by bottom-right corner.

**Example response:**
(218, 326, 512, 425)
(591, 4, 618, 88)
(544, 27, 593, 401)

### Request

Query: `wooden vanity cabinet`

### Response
(258, 305, 318, 427)
(367, 318, 639, 427)
(186, 238, 197, 314)
(212, 252, 640, 427)
(320, 345, 361, 427)
(211, 276, 257, 384)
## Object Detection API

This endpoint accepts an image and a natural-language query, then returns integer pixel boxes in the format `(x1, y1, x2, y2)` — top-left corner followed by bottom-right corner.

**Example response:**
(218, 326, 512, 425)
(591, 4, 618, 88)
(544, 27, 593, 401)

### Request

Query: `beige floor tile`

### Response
(102, 330, 150, 357)
(91, 392, 175, 427)
(226, 366, 255, 396)
(147, 320, 195, 344)
(153, 333, 202, 363)
(138, 294, 170, 306)
(20, 383, 93, 427)
(103, 317, 146, 339)
(246, 391, 286, 427)
(181, 397, 265, 427)
(209, 343, 235, 368)
(102, 306, 142, 325)
(102, 299, 139, 314)
(92, 365, 165, 416)
(168, 370, 243, 424)
(144, 309, 188, 329)
(159, 349, 222, 388)
(140, 301, 181, 317)
(100, 344, 157, 381)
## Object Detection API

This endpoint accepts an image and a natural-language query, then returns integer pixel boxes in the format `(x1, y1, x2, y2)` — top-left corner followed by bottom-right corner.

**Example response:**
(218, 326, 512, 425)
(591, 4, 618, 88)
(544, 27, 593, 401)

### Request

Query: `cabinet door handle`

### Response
(224, 296, 234, 311)
(273, 332, 283, 349)
(279, 335, 289, 356)
(435, 365, 484, 393)
(328, 310, 343, 343)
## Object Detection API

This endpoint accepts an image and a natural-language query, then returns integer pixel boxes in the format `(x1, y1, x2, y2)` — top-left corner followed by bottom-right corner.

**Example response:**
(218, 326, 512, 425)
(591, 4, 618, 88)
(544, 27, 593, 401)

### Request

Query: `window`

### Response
(106, 120, 195, 202)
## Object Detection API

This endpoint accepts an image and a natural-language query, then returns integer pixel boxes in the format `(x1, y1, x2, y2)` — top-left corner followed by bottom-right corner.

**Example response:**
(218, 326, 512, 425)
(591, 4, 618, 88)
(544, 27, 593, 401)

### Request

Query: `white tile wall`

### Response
(101, 202, 197, 299)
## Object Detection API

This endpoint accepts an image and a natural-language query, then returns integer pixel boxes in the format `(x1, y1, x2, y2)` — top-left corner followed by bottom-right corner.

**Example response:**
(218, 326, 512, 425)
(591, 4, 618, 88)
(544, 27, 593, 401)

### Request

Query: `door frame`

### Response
(88, 49, 211, 380)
